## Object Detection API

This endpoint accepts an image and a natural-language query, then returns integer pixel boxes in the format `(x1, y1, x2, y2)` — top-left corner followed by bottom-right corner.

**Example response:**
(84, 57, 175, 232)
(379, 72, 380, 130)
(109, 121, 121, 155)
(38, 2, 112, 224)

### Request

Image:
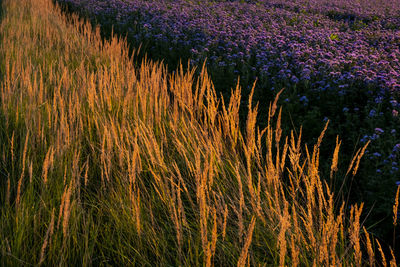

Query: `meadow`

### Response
(0, 0, 399, 265)
(57, 0, 400, 248)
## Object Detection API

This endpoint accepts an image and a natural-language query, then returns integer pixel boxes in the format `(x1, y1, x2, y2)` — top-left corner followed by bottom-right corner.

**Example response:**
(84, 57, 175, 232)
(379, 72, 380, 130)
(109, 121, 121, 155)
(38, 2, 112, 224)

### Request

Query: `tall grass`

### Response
(0, 0, 397, 265)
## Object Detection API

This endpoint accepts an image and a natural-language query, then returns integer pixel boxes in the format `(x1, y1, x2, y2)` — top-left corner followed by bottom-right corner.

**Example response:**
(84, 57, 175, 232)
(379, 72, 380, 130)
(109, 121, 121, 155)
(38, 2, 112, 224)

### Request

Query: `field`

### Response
(0, 0, 399, 265)
(57, 0, 400, 248)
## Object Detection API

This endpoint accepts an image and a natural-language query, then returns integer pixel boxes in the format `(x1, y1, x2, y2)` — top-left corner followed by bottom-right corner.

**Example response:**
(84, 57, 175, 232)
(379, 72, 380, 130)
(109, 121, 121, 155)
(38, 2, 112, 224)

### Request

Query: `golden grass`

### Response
(363, 226, 375, 266)
(394, 186, 399, 226)
(0, 0, 398, 265)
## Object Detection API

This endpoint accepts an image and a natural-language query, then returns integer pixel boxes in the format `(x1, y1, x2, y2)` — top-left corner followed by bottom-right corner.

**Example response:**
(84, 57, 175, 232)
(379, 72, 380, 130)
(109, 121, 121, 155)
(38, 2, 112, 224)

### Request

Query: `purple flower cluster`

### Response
(265, 0, 400, 22)
(57, 0, 400, 98)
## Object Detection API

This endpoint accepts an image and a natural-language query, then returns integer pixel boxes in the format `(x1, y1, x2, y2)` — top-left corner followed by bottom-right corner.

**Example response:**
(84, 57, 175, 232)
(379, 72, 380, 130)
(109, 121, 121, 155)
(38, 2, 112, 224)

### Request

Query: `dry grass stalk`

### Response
(346, 141, 370, 176)
(6, 177, 10, 206)
(210, 207, 218, 260)
(42, 146, 54, 185)
(235, 165, 245, 242)
(330, 136, 341, 178)
(57, 186, 66, 230)
(199, 170, 210, 266)
(376, 239, 387, 267)
(84, 159, 89, 187)
(393, 185, 400, 226)
(21, 133, 29, 173)
(363, 227, 375, 267)
(39, 208, 55, 265)
(327, 190, 341, 266)
(270, 88, 284, 118)
(278, 200, 290, 267)
(29, 161, 33, 184)
(10, 131, 14, 164)
(222, 204, 228, 241)
(15, 176, 23, 211)
(349, 203, 364, 267)
(237, 216, 256, 267)
(131, 188, 141, 236)
(290, 235, 299, 267)
(169, 181, 183, 257)
(62, 181, 73, 237)
(389, 248, 397, 267)
(315, 121, 329, 155)
(245, 81, 258, 158)
(352, 141, 370, 176)
(177, 180, 187, 227)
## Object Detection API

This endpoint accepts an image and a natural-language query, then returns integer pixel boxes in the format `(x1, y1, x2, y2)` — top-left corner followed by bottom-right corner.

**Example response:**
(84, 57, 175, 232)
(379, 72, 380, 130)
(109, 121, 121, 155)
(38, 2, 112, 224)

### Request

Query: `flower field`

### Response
(1, 0, 400, 265)
(56, 0, 400, 247)
(58, 0, 400, 94)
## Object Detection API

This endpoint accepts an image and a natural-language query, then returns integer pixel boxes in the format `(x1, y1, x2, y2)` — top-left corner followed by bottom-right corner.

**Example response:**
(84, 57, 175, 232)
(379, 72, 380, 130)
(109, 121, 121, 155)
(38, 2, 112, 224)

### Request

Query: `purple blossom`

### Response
(370, 133, 379, 140)
(373, 152, 382, 157)
(360, 135, 369, 143)
(291, 75, 299, 84)
(393, 144, 400, 152)
(369, 109, 377, 117)
(299, 95, 309, 106)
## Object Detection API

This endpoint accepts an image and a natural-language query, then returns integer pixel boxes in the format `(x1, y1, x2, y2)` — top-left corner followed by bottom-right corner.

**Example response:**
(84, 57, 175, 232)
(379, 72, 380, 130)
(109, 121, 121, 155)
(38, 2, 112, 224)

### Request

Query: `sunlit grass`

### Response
(0, 0, 398, 265)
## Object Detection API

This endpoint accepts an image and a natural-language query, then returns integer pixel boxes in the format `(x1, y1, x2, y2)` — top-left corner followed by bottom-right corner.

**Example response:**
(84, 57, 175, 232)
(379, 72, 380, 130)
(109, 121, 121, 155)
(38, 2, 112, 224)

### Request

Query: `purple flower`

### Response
(369, 110, 377, 117)
(370, 134, 379, 140)
(393, 144, 400, 152)
(218, 61, 227, 67)
(373, 152, 382, 157)
(299, 95, 308, 102)
(374, 97, 383, 104)
(291, 75, 299, 84)
(360, 135, 369, 143)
